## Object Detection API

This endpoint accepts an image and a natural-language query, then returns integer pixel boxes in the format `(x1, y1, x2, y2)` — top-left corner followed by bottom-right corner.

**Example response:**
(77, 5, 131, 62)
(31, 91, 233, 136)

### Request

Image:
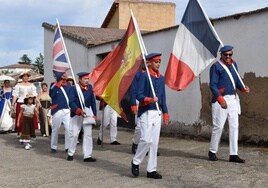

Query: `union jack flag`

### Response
(52, 23, 70, 80)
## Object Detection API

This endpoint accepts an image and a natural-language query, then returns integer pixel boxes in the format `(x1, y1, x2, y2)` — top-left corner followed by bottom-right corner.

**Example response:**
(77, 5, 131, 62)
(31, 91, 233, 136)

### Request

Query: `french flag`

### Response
(52, 22, 70, 80)
(165, 0, 222, 91)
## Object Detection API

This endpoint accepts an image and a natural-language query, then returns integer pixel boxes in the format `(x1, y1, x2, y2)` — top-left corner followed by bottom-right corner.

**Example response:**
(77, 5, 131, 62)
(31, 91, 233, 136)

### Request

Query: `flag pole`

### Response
(56, 18, 85, 111)
(197, 0, 246, 89)
(130, 11, 161, 115)
(197, 0, 223, 47)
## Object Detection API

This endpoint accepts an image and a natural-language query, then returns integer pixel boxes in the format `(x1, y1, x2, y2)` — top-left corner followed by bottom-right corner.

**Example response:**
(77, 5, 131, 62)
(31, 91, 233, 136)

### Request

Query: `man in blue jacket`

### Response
(67, 72, 97, 162)
(208, 45, 250, 163)
(49, 73, 72, 153)
(131, 53, 169, 179)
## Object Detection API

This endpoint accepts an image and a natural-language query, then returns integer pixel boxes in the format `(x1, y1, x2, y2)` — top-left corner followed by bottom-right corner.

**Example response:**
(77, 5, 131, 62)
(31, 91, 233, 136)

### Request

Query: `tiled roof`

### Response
(42, 22, 126, 48)
(0, 66, 44, 83)
(212, 6, 268, 21)
(0, 64, 34, 69)
(42, 6, 268, 49)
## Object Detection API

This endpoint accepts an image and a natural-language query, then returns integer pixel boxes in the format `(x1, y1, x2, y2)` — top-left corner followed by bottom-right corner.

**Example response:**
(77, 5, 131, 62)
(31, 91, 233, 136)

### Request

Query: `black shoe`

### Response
(146, 151, 160, 156)
(131, 161, 139, 177)
(65, 149, 68, 153)
(97, 137, 102, 145)
(110, 141, 120, 145)
(67, 155, 73, 161)
(9, 129, 17, 133)
(132, 143, 138, 154)
(229, 155, 245, 163)
(84, 157, 96, 162)
(51, 149, 57, 154)
(208, 151, 218, 161)
(147, 171, 162, 179)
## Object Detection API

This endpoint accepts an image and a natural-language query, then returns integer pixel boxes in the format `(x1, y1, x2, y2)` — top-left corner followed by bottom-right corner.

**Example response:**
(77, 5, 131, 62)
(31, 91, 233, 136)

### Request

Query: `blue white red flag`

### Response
(165, 0, 222, 91)
(52, 23, 70, 80)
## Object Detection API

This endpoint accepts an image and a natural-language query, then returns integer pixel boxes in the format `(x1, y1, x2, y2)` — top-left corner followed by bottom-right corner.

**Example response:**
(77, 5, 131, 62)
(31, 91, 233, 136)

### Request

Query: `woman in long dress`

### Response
(38, 83, 51, 137)
(11, 71, 37, 137)
(0, 80, 13, 132)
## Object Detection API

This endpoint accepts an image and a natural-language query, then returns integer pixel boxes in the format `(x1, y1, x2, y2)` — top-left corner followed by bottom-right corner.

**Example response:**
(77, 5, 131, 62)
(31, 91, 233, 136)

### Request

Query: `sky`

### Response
(0, 0, 268, 67)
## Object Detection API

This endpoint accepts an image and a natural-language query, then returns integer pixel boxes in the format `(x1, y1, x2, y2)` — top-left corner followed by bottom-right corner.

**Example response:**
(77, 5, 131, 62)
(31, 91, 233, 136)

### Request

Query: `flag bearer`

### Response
(208, 45, 250, 163)
(49, 73, 72, 153)
(131, 53, 169, 179)
(67, 72, 97, 162)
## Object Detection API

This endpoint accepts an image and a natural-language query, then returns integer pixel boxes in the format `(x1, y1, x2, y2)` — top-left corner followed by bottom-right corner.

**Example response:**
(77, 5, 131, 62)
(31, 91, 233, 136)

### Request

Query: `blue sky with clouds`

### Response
(0, 0, 268, 67)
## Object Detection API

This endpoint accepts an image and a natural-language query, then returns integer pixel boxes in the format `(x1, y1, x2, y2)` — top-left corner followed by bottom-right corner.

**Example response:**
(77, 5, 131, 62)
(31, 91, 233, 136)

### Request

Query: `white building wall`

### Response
(200, 11, 268, 85)
(44, 29, 89, 85)
(43, 9, 268, 128)
(141, 29, 202, 125)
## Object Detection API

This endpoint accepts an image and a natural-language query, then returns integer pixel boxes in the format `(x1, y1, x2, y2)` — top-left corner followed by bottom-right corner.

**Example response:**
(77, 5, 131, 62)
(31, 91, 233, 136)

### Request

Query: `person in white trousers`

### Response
(130, 65, 160, 156)
(97, 103, 120, 145)
(208, 45, 250, 163)
(67, 72, 97, 162)
(49, 73, 72, 153)
(131, 53, 169, 179)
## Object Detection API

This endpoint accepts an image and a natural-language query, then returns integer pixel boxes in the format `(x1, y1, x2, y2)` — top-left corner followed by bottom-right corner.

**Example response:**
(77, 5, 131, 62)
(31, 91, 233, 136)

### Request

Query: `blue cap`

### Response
(77, 72, 89, 78)
(219, 45, 233, 53)
(145, 53, 162, 60)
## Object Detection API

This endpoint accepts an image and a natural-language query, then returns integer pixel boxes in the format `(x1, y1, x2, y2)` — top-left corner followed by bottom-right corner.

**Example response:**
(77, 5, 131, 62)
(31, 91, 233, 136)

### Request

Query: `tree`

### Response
(18, 54, 32, 65)
(33, 53, 44, 74)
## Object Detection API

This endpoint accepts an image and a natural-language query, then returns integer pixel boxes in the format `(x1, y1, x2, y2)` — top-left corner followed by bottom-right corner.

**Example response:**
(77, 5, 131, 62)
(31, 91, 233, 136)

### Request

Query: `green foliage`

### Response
(17, 53, 44, 75)
(33, 53, 44, 74)
(18, 54, 32, 65)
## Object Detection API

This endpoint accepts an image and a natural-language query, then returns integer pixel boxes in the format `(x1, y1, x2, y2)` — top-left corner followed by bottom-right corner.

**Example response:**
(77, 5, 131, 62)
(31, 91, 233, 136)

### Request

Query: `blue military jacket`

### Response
(209, 61, 244, 103)
(69, 84, 97, 117)
(136, 71, 168, 117)
(49, 83, 72, 115)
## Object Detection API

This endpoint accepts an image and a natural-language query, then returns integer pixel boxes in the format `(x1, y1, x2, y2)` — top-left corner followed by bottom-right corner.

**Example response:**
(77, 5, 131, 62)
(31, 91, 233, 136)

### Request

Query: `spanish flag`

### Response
(89, 16, 143, 120)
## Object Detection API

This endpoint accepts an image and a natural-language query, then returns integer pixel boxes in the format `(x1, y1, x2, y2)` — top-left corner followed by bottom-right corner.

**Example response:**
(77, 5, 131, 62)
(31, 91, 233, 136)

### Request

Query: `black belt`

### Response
(40, 100, 51, 109)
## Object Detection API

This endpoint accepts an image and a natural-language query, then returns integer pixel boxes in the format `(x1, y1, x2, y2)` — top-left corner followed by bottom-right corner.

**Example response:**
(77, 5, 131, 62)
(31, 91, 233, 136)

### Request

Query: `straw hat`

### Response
(25, 93, 35, 99)
(19, 71, 31, 78)
(67, 75, 74, 81)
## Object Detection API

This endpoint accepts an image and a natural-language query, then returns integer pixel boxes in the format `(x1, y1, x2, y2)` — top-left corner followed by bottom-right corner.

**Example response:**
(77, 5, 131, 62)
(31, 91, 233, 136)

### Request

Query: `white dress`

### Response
(12, 83, 37, 102)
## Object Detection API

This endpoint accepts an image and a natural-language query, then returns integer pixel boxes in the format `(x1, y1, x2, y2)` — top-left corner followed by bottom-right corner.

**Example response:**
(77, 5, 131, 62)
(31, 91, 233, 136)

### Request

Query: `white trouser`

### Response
(99, 105, 118, 142)
(209, 95, 240, 155)
(133, 110, 161, 172)
(68, 115, 93, 159)
(51, 109, 70, 150)
(132, 114, 141, 144)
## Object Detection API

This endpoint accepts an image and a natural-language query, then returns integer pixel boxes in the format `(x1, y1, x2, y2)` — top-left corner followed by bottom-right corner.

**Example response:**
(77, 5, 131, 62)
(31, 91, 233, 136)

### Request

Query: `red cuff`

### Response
(131, 105, 137, 113)
(216, 96, 225, 104)
(50, 104, 58, 110)
(163, 113, 169, 121)
(75, 108, 82, 116)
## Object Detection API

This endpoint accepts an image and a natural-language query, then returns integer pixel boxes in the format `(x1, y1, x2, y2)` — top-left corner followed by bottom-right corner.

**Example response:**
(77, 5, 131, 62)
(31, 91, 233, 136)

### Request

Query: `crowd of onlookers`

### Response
(0, 71, 52, 148)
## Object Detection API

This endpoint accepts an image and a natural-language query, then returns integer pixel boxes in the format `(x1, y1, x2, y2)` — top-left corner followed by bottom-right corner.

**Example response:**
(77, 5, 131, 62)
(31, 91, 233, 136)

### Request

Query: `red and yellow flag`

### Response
(89, 16, 143, 119)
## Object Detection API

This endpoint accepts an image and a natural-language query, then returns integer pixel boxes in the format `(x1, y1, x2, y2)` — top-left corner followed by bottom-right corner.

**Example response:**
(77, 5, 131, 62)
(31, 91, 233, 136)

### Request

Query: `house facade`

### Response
(101, 0, 176, 31)
(43, 7, 268, 144)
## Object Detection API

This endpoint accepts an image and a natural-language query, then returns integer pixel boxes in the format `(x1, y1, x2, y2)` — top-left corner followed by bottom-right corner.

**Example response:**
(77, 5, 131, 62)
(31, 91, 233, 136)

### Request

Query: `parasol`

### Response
(0, 75, 16, 86)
